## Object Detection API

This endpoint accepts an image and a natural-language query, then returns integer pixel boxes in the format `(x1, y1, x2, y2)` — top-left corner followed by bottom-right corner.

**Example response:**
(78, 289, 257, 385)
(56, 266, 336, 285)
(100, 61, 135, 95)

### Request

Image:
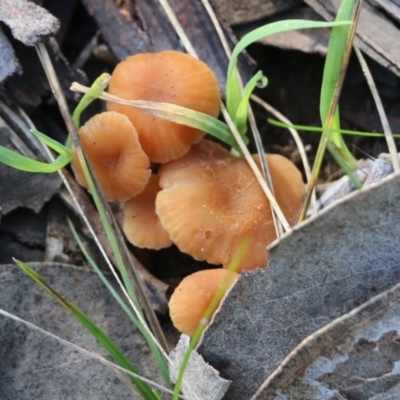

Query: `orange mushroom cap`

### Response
(156, 140, 304, 272)
(123, 175, 173, 250)
(71, 111, 151, 201)
(169, 269, 239, 337)
(252, 153, 305, 226)
(107, 50, 221, 163)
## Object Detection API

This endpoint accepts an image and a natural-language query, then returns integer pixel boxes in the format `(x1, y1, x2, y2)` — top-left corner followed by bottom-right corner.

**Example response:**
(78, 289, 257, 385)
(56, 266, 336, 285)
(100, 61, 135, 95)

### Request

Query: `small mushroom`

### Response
(71, 111, 151, 201)
(156, 140, 304, 272)
(123, 175, 173, 250)
(169, 269, 239, 337)
(107, 50, 221, 163)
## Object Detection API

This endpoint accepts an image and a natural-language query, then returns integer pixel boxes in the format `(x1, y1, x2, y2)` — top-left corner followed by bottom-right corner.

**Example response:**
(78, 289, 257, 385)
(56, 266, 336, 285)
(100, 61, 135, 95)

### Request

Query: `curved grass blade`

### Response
(31, 129, 71, 157)
(14, 259, 162, 400)
(226, 20, 352, 120)
(0, 146, 70, 173)
(72, 73, 111, 129)
(235, 71, 267, 135)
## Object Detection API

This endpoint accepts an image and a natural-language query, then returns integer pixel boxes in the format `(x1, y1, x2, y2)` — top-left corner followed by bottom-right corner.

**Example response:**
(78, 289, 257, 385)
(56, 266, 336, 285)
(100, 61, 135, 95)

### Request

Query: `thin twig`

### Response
(251, 94, 318, 216)
(157, 0, 197, 57)
(221, 104, 291, 231)
(35, 42, 170, 355)
(353, 46, 399, 173)
(19, 104, 172, 363)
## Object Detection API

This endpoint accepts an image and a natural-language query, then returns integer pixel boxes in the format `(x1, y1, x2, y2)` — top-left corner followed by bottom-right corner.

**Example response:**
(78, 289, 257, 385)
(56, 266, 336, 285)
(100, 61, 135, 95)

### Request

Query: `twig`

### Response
(35, 42, 170, 355)
(251, 94, 317, 216)
(353, 45, 399, 173)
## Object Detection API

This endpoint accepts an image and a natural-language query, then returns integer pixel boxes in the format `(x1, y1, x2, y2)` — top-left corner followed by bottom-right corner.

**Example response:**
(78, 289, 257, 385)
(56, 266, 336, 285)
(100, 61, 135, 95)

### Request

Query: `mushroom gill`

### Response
(71, 111, 151, 201)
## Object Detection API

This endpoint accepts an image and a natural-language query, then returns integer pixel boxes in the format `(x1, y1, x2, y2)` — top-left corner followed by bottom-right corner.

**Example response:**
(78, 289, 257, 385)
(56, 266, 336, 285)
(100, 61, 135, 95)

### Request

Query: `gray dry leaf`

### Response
(0, 0, 59, 46)
(198, 174, 400, 399)
(0, 26, 20, 83)
(0, 262, 164, 399)
(212, 0, 301, 25)
(254, 279, 400, 399)
(169, 335, 231, 400)
(304, 0, 400, 77)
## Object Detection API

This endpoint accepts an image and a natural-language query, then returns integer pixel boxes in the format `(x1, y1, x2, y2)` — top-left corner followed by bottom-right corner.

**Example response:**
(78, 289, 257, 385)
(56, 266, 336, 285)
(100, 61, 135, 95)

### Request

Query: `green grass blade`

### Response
(72, 73, 111, 129)
(327, 142, 362, 188)
(320, 1, 356, 123)
(67, 218, 171, 386)
(235, 71, 267, 135)
(14, 259, 162, 400)
(320, 0, 357, 167)
(0, 146, 70, 173)
(31, 129, 72, 157)
(226, 20, 352, 120)
(268, 118, 400, 138)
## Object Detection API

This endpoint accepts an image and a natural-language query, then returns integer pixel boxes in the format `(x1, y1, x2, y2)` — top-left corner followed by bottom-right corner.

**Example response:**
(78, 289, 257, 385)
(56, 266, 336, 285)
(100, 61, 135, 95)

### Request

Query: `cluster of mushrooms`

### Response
(71, 50, 305, 337)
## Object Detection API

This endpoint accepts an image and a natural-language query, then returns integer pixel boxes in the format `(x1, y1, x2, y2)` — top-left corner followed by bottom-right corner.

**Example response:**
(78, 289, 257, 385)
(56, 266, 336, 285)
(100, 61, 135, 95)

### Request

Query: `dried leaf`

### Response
(304, 0, 400, 77)
(0, 26, 20, 83)
(80, 0, 151, 60)
(368, 0, 400, 22)
(212, 0, 301, 25)
(137, 0, 254, 90)
(169, 335, 231, 400)
(198, 174, 400, 399)
(0, 262, 164, 399)
(254, 280, 400, 399)
(0, 207, 46, 264)
(244, 6, 331, 55)
(0, 0, 59, 46)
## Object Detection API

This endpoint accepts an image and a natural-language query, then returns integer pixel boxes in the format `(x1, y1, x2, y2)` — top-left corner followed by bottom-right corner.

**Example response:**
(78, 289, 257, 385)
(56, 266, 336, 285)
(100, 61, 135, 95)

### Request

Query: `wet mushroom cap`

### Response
(156, 140, 304, 272)
(123, 175, 173, 250)
(107, 50, 221, 163)
(169, 269, 239, 337)
(71, 111, 151, 201)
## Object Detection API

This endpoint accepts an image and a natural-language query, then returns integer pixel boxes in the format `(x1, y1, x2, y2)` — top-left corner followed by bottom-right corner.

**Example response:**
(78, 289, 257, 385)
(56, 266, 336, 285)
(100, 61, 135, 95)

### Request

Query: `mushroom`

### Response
(156, 140, 304, 272)
(169, 269, 239, 337)
(123, 175, 173, 250)
(107, 50, 221, 163)
(71, 111, 151, 201)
